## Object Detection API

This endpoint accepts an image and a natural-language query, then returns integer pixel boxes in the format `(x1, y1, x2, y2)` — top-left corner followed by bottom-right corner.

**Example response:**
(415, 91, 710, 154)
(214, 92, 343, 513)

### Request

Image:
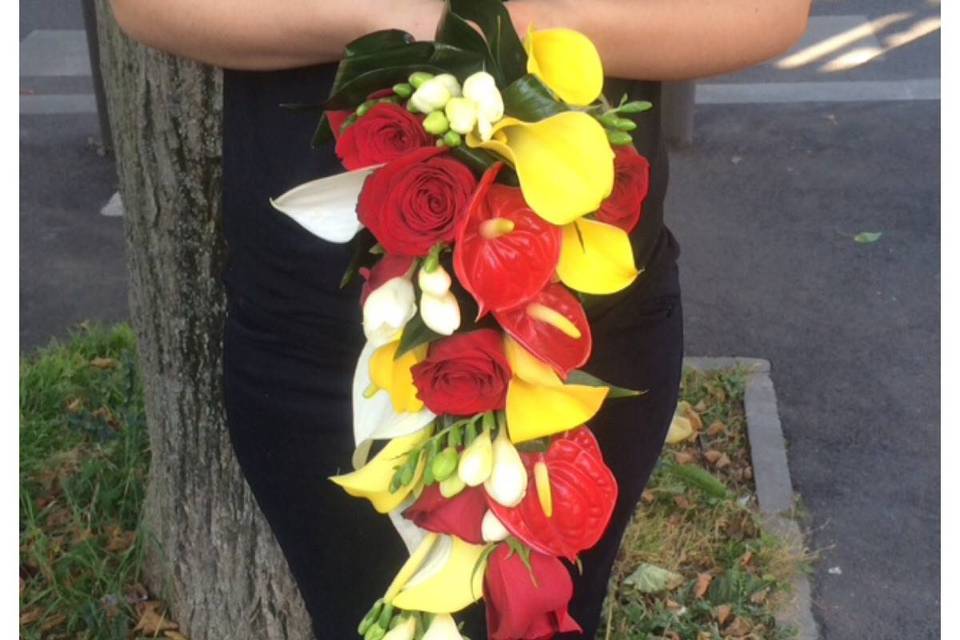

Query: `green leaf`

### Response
(663, 460, 731, 500)
(501, 74, 567, 122)
(854, 231, 882, 244)
(435, 9, 499, 83)
(311, 114, 334, 148)
(444, 0, 527, 83)
(566, 370, 645, 398)
(623, 563, 684, 593)
(448, 146, 518, 185)
(396, 313, 442, 359)
(344, 30, 416, 58)
(340, 229, 377, 289)
(505, 537, 537, 585)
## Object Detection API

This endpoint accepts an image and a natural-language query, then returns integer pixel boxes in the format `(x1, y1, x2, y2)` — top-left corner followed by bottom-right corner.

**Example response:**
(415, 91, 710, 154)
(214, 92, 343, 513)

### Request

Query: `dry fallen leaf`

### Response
(105, 526, 136, 553)
(697, 632, 713, 640)
(750, 587, 769, 605)
(739, 551, 753, 567)
(724, 616, 752, 636)
(742, 466, 753, 480)
(673, 495, 694, 510)
(706, 420, 727, 437)
(694, 573, 713, 599)
(693, 399, 708, 413)
(665, 415, 694, 444)
(714, 604, 733, 625)
(20, 607, 43, 626)
(677, 401, 703, 431)
(674, 451, 696, 465)
(641, 490, 656, 504)
(90, 357, 119, 369)
(715, 453, 732, 469)
(703, 450, 723, 465)
(164, 631, 190, 640)
(66, 397, 83, 413)
(39, 612, 67, 633)
(134, 601, 179, 635)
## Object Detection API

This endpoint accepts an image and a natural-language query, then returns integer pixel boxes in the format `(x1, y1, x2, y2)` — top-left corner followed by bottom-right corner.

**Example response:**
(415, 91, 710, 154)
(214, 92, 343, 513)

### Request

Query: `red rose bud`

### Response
(410, 329, 511, 415)
(402, 484, 487, 544)
(483, 544, 582, 640)
(494, 283, 592, 378)
(454, 164, 562, 316)
(336, 102, 433, 170)
(360, 255, 416, 306)
(594, 146, 651, 233)
(487, 427, 618, 561)
(358, 147, 478, 257)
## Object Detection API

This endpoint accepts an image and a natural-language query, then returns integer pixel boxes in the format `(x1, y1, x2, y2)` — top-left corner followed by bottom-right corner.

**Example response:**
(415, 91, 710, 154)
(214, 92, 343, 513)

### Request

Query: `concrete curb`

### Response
(682, 357, 820, 640)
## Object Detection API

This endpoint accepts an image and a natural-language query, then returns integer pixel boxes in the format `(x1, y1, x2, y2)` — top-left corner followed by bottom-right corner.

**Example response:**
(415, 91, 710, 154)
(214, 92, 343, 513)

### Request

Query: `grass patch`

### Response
(600, 367, 810, 640)
(21, 327, 808, 639)
(20, 323, 151, 639)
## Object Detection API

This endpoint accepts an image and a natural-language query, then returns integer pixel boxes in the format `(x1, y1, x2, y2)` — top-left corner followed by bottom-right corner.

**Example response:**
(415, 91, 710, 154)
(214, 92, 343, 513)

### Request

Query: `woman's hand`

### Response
(110, 0, 810, 80)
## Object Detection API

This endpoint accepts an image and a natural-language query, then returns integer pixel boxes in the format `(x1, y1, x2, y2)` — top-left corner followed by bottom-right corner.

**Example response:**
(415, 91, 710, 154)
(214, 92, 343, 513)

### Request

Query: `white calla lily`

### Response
(484, 427, 528, 507)
(420, 291, 461, 336)
(423, 613, 465, 640)
(352, 340, 435, 459)
(383, 616, 417, 640)
(362, 276, 416, 345)
(481, 509, 510, 543)
(270, 167, 378, 243)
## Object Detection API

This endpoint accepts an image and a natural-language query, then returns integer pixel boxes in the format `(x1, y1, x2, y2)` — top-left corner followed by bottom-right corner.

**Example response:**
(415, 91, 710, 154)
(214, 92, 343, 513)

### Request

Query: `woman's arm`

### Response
(109, 0, 810, 80)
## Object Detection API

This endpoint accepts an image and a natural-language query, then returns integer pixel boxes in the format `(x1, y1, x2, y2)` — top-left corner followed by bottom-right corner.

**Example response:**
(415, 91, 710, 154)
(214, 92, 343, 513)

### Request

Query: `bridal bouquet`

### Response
(272, 1, 653, 638)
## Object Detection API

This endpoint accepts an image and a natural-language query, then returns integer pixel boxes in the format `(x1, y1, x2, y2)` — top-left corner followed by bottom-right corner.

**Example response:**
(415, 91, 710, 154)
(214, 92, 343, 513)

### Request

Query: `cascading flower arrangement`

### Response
(271, 1, 654, 638)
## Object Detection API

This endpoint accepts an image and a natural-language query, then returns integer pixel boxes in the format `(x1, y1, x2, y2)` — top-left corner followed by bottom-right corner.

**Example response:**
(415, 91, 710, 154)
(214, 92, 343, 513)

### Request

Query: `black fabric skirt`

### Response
(222, 226, 683, 640)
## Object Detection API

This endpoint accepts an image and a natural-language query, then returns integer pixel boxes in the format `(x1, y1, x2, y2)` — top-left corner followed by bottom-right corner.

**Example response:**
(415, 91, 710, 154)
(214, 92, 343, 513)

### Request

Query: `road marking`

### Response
(695, 79, 939, 104)
(776, 14, 900, 70)
(20, 94, 97, 115)
(20, 29, 91, 77)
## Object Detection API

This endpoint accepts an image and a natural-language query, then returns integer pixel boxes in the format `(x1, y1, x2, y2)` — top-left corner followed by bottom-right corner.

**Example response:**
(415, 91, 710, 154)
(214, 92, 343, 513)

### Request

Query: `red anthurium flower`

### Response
(402, 484, 487, 544)
(483, 543, 582, 640)
(487, 427, 617, 561)
(454, 164, 562, 317)
(594, 146, 651, 233)
(359, 254, 416, 305)
(494, 283, 592, 378)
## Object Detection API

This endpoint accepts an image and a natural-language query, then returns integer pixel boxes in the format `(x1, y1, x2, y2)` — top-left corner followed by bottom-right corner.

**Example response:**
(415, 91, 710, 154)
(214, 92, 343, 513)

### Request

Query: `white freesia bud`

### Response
(383, 616, 417, 640)
(476, 117, 494, 143)
(362, 276, 416, 345)
(484, 426, 528, 507)
(423, 613, 465, 640)
(420, 291, 461, 336)
(418, 264, 452, 296)
(444, 97, 478, 135)
(458, 429, 493, 487)
(481, 510, 510, 543)
(433, 74, 462, 98)
(409, 77, 452, 113)
(462, 71, 504, 123)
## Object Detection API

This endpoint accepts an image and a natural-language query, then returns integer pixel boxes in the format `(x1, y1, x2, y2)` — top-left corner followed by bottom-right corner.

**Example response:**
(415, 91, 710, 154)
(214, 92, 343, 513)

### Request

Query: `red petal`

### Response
(494, 283, 592, 378)
(359, 254, 415, 305)
(402, 484, 487, 544)
(454, 165, 562, 317)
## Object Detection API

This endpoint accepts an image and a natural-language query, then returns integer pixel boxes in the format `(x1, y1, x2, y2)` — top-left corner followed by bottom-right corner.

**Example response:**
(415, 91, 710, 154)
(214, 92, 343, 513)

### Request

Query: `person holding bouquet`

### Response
(109, 1, 811, 638)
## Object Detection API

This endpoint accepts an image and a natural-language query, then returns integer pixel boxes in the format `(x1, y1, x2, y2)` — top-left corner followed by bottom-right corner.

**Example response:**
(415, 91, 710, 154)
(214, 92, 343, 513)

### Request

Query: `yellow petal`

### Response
(506, 378, 608, 443)
(467, 112, 614, 225)
(558, 218, 640, 294)
(330, 428, 430, 513)
(388, 534, 488, 613)
(370, 341, 428, 413)
(502, 336, 563, 387)
(525, 28, 604, 106)
(665, 415, 694, 445)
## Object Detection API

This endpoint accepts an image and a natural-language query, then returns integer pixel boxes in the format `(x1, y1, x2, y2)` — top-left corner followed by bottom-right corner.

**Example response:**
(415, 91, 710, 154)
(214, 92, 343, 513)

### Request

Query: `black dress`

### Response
(221, 64, 682, 639)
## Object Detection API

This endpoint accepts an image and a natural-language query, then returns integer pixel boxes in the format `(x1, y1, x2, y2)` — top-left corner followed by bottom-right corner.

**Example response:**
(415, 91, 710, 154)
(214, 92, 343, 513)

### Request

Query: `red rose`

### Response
(484, 544, 582, 640)
(454, 163, 562, 316)
(595, 146, 651, 233)
(411, 329, 512, 415)
(358, 147, 478, 257)
(359, 254, 415, 305)
(335, 102, 433, 170)
(402, 484, 487, 544)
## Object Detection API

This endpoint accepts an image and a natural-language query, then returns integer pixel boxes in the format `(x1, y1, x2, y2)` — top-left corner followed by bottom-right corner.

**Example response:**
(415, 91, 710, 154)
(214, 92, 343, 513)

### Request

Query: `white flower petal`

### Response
(270, 167, 379, 243)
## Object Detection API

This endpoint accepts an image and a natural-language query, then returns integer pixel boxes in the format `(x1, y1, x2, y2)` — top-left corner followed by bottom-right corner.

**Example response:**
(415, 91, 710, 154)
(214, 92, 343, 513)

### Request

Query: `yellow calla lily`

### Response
(370, 341, 429, 413)
(330, 428, 430, 513)
(557, 218, 640, 294)
(385, 533, 488, 613)
(466, 112, 614, 225)
(525, 28, 604, 106)
(503, 337, 609, 443)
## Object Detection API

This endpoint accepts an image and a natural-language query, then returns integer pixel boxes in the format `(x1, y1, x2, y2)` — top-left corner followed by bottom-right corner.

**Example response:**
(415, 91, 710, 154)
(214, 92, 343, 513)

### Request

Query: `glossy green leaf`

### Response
(566, 370, 644, 398)
(501, 74, 567, 122)
(396, 313, 442, 359)
(449, 146, 518, 185)
(445, 0, 527, 83)
(435, 9, 499, 83)
(344, 29, 416, 58)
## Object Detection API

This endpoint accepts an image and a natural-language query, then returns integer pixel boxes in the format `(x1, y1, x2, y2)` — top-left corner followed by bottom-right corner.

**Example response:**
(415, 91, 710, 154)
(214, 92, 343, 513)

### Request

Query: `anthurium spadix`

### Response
(557, 218, 640, 295)
(269, 166, 379, 243)
(351, 340, 435, 455)
(525, 28, 604, 106)
(503, 337, 609, 444)
(330, 427, 430, 513)
(384, 533, 487, 613)
(466, 112, 614, 225)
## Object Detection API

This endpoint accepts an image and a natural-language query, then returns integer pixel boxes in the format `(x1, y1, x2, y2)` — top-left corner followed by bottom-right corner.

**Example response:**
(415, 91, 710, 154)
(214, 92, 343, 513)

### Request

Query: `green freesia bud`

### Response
(614, 117, 637, 131)
(364, 625, 386, 640)
(617, 100, 653, 114)
(432, 446, 459, 481)
(597, 113, 620, 128)
(423, 111, 450, 136)
(409, 72, 434, 89)
(607, 130, 633, 146)
(356, 100, 376, 117)
(392, 83, 414, 98)
(439, 473, 466, 498)
(359, 600, 385, 635)
(442, 130, 462, 148)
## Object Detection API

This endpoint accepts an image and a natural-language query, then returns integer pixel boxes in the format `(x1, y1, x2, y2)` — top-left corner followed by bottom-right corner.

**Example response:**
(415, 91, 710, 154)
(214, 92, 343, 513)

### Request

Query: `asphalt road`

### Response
(19, 1, 940, 638)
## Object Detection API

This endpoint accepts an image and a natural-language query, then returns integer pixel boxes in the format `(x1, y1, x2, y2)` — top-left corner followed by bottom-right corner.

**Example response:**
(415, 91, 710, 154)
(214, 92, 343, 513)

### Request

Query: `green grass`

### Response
(20, 324, 150, 639)
(600, 368, 811, 640)
(20, 326, 808, 639)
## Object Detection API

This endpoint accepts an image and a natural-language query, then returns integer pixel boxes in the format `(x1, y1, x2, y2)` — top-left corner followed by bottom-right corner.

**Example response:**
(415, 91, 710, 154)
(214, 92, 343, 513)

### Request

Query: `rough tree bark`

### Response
(93, 3, 314, 638)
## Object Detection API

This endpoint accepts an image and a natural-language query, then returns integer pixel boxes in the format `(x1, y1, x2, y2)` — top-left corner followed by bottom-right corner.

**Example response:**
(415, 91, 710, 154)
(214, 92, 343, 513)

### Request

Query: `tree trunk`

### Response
(93, 4, 313, 638)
